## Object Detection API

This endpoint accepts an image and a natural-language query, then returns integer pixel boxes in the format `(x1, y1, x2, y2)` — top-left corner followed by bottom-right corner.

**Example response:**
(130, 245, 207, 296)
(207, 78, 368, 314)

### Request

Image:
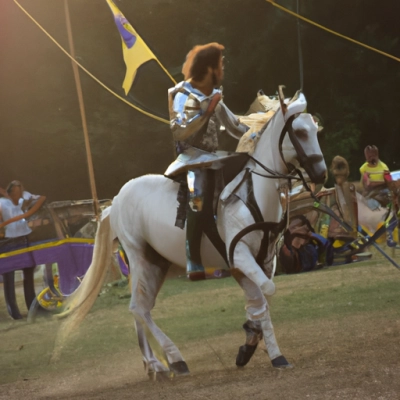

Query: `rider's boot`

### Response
(175, 180, 188, 230)
(186, 170, 206, 280)
(186, 208, 205, 280)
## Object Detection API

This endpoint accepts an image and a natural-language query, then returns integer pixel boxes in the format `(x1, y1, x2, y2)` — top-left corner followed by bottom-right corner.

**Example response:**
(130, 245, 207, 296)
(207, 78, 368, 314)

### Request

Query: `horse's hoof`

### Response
(170, 361, 190, 376)
(236, 344, 258, 367)
(271, 355, 293, 369)
(148, 370, 174, 381)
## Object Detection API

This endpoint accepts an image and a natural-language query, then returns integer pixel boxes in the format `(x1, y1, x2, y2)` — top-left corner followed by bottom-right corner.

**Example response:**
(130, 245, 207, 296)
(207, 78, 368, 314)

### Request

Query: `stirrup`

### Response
(186, 242, 206, 281)
(186, 262, 206, 281)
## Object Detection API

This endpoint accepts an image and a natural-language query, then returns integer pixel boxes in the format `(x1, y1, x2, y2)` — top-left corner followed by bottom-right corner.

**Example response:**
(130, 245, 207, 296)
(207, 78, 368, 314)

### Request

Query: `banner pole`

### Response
(64, 0, 100, 218)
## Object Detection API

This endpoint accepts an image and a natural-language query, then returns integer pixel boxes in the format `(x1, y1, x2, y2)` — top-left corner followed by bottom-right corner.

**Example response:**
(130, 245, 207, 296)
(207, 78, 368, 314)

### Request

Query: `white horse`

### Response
(55, 91, 327, 378)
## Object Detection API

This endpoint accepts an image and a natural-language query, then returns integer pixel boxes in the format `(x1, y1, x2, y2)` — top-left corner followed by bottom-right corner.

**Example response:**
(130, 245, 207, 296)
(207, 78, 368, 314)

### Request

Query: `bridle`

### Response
(248, 113, 320, 201)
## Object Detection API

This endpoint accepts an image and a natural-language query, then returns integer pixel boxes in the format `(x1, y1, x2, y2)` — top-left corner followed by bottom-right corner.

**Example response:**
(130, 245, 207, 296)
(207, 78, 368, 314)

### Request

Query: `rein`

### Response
(247, 116, 299, 182)
(248, 114, 318, 201)
(228, 218, 287, 272)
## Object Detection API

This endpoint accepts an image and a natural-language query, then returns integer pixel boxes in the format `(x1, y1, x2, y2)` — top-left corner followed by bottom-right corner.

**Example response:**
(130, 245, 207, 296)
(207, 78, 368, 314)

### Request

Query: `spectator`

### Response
(0, 181, 46, 319)
(0, 180, 46, 240)
(360, 145, 390, 194)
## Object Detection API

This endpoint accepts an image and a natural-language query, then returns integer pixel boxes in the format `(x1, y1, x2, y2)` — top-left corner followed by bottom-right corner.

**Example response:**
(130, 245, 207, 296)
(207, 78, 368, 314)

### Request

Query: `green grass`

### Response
(70, 260, 400, 344)
(1, 259, 400, 385)
(272, 273, 400, 322)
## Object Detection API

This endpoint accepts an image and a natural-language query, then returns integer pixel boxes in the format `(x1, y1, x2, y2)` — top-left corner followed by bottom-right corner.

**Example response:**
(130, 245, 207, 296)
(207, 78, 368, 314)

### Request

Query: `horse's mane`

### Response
(245, 91, 280, 115)
(236, 92, 280, 154)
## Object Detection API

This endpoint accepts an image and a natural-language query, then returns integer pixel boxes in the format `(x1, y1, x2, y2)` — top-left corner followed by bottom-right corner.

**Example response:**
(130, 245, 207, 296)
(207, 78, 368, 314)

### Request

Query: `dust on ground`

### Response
(1, 260, 400, 399)
(1, 312, 400, 400)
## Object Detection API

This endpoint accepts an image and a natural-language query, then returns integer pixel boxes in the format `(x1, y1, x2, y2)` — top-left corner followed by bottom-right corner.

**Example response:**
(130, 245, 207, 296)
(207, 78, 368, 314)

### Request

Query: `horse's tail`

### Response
(52, 207, 114, 359)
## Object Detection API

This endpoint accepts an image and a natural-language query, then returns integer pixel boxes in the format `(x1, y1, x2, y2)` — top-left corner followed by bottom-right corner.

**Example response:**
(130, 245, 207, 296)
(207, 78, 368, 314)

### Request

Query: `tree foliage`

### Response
(0, 0, 398, 199)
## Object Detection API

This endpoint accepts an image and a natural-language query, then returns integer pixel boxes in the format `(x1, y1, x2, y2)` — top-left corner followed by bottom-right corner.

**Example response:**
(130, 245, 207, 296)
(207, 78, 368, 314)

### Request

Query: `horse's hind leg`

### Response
(125, 243, 189, 378)
(231, 269, 292, 369)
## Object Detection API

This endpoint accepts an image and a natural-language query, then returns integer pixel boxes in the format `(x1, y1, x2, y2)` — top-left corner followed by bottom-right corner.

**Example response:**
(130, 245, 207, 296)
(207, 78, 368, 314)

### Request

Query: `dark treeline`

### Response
(0, 0, 398, 199)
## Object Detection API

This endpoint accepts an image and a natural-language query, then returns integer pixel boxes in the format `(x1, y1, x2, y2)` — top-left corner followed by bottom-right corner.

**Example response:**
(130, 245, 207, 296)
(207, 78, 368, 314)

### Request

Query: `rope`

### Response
(296, 0, 304, 90)
(266, 0, 400, 63)
(12, 0, 170, 124)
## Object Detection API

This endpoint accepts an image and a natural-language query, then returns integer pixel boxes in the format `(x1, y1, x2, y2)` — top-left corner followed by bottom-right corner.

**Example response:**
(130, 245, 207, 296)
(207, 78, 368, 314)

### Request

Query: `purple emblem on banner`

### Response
(114, 14, 136, 49)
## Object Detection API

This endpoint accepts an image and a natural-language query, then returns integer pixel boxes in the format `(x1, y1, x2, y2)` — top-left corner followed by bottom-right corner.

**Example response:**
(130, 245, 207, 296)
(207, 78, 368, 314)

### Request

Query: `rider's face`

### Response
(212, 55, 224, 86)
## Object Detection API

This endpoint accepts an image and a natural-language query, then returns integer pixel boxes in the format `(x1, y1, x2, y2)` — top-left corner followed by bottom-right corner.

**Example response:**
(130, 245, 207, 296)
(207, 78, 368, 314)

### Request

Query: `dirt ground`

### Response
(2, 313, 400, 400)
(1, 262, 400, 399)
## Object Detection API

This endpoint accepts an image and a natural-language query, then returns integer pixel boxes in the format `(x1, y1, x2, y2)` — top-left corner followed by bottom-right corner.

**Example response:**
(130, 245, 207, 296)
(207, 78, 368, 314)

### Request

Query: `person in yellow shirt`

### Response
(360, 145, 390, 195)
(359, 145, 399, 247)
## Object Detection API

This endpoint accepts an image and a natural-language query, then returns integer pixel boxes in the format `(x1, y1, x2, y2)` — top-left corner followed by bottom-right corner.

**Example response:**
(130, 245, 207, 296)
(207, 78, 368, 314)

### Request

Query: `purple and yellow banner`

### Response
(105, 0, 156, 95)
(0, 238, 94, 295)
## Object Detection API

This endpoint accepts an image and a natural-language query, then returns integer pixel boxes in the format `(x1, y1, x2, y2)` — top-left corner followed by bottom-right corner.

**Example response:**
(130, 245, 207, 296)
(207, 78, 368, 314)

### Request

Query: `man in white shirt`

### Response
(0, 180, 46, 319)
(0, 180, 46, 240)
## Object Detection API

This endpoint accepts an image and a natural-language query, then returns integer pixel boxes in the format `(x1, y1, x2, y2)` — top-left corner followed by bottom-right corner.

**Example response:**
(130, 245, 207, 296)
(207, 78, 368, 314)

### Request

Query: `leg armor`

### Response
(187, 170, 206, 212)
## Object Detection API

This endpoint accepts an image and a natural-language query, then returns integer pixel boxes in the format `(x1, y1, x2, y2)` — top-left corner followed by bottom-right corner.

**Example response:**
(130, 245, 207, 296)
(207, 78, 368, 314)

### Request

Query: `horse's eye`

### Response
(294, 129, 308, 141)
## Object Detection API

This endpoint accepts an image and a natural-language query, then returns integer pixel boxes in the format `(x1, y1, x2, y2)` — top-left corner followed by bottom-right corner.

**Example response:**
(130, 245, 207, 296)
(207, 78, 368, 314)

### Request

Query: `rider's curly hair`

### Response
(182, 42, 225, 81)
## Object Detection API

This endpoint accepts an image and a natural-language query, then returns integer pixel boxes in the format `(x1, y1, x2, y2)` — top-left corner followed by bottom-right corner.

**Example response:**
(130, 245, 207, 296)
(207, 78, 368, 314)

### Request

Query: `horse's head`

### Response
(280, 92, 327, 185)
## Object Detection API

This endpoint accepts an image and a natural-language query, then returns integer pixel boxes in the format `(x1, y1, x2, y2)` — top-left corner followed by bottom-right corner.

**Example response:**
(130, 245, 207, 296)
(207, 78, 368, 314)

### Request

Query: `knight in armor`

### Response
(165, 43, 249, 277)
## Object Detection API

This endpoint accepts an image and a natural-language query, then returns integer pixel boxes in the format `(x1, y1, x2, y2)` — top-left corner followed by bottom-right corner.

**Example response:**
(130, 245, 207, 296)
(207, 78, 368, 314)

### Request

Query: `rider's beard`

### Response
(212, 71, 220, 87)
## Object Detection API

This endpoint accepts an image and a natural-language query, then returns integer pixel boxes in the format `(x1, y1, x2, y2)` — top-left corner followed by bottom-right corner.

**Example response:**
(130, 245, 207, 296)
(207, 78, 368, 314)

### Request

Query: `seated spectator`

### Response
(360, 145, 390, 193)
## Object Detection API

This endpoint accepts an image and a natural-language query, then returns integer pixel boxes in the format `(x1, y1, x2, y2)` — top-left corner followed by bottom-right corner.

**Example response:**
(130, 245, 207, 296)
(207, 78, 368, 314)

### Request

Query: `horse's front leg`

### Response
(231, 237, 276, 296)
(231, 269, 292, 369)
(221, 200, 275, 296)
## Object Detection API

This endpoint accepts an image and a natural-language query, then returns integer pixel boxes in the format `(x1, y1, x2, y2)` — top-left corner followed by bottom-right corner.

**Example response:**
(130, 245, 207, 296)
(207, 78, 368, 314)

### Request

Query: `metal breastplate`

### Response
(188, 113, 220, 152)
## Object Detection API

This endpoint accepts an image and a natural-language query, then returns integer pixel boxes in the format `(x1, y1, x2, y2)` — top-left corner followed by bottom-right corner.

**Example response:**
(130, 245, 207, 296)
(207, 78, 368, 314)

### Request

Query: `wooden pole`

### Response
(64, 0, 100, 218)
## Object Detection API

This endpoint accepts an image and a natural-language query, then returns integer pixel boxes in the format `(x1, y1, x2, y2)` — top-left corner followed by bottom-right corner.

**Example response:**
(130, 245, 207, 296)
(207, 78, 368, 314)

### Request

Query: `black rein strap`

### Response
(228, 115, 298, 269)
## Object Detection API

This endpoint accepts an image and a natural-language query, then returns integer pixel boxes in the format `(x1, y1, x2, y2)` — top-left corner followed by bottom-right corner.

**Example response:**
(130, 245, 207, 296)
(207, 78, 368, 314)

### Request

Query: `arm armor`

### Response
(170, 90, 213, 142)
(171, 112, 210, 142)
(215, 102, 249, 139)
